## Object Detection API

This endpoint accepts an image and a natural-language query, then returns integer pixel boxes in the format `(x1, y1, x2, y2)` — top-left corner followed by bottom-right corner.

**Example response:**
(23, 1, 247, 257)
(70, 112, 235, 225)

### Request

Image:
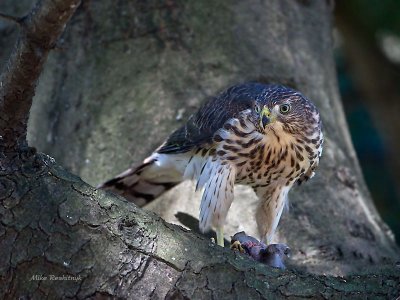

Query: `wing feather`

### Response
(157, 83, 268, 154)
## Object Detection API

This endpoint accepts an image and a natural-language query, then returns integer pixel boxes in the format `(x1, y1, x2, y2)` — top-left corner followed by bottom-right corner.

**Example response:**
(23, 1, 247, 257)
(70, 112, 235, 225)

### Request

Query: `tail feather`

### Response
(98, 156, 181, 206)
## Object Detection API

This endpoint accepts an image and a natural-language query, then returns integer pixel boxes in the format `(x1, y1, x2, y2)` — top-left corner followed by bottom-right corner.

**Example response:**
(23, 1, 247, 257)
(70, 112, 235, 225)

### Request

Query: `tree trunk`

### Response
(0, 0, 399, 298)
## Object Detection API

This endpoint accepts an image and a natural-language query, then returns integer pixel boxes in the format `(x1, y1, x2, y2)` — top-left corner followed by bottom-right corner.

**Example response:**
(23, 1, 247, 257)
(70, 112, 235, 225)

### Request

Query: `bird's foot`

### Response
(230, 240, 246, 253)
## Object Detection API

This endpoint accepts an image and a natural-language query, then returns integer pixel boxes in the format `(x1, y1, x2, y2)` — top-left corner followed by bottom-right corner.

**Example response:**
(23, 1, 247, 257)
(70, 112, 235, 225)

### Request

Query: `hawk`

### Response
(99, 82, 323, 247)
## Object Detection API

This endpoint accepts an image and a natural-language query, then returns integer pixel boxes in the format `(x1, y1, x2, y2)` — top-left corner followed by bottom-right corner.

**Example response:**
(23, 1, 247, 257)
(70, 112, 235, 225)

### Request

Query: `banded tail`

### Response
(98, 154, 186, 207)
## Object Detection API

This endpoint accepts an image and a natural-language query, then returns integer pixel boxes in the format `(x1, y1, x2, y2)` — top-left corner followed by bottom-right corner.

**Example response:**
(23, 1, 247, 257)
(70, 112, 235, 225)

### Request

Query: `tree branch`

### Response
(0, 158, 399, 298)
(0, 0, 81, 152)
(0, 12, 22, 25)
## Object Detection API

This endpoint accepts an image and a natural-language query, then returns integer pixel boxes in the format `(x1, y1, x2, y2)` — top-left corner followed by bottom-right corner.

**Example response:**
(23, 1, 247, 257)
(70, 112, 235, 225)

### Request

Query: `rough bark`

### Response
(0, 0, 80, 151)
(0, 158, 399, 299)
(0, 0, 399, 299)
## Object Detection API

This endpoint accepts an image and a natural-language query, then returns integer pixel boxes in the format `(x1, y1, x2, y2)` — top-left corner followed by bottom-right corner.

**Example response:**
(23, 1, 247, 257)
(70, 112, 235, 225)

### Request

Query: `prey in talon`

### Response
(231, 232, 290, 269)
(99, 82, 323, 247)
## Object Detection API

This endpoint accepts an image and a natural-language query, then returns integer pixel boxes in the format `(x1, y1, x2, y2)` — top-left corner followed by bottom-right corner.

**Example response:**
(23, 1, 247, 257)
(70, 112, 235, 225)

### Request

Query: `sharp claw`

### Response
(230, 240, 245, 253)
(284, 246, 291, 257)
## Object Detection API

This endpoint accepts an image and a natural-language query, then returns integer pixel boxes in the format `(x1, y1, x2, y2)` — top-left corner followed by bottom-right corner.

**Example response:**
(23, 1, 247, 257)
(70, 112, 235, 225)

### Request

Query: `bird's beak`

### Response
(259, 107, 273, 129)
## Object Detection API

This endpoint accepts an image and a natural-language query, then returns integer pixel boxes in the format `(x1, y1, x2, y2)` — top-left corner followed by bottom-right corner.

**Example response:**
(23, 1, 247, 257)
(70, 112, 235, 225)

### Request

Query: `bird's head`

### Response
(250, 85, 319, 137)
(259, 243, 291, 269)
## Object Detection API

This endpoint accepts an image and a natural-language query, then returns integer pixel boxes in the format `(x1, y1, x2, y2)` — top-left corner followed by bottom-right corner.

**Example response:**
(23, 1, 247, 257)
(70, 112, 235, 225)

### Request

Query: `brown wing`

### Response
(157, 82, 267, 154)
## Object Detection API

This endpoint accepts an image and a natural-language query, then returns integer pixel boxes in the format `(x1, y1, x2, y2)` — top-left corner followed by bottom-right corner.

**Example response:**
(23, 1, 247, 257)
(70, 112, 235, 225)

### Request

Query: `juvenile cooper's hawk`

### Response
(99, 82, 323, 246)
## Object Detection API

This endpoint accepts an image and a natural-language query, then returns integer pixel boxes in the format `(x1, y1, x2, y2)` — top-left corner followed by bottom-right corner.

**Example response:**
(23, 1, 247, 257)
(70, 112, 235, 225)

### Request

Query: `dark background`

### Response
(335, 0, 400, 241)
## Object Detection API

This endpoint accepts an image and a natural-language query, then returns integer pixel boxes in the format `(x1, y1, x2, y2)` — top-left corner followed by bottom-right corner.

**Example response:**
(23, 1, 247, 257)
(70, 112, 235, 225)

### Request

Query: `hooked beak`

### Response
(259, 107, 273, 129)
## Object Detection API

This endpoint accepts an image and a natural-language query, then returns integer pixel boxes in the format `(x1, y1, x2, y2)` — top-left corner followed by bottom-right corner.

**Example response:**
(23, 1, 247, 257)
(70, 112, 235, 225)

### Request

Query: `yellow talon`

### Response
(230, 240, 245, 253)
(216, 227, 224, 247)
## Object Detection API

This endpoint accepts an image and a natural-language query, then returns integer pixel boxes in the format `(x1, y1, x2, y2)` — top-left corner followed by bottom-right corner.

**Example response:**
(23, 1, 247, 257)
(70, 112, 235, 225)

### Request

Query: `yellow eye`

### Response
(254, 104, 261, 113)
(279, 104, 291, 114)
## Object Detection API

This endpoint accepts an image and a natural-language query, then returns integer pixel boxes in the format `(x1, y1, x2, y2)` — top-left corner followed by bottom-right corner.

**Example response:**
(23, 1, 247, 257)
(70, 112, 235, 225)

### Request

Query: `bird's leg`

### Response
(260, 235, 270, 245)
(216, 227, 224, 247)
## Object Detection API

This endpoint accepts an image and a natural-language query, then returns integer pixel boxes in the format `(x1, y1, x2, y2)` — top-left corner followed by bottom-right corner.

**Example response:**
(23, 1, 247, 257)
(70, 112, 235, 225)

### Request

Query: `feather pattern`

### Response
(98, 153, 190, 206)
(157, 83, 268, 154)
(198, 159, 235, 232)
(254, 185, 290, 244)
(99, 82, 323, 244)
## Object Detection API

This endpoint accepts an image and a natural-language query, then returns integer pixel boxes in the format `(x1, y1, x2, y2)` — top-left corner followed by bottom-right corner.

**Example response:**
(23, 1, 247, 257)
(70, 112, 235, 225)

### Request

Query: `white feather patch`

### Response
(183, 155, 205, 182)
(198, 159, 235, 232)
(143, 153, 190, 182)
(268, 186, 290, 242)
(255, 185, 291, 244)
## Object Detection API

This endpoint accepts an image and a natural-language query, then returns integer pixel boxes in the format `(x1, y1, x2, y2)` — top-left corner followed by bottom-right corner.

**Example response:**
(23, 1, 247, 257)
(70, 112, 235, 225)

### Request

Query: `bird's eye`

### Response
(254, 104, 261, 113)
(279, 104, 291, 114)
